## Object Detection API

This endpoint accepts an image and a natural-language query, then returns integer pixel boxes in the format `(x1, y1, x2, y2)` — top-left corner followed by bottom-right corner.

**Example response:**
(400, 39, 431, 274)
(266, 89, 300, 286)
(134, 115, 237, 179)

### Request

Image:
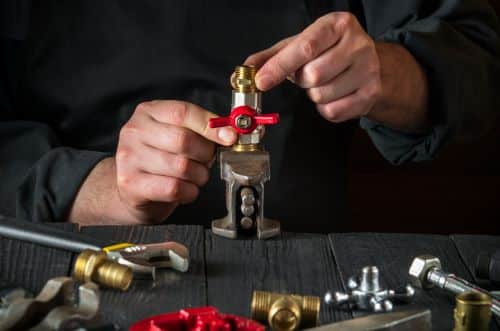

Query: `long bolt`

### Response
(426, 268, 500, 317)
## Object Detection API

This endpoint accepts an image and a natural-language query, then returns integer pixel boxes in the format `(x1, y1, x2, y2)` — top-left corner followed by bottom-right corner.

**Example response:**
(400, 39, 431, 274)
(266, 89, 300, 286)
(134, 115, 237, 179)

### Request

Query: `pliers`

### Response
(0, 215, 189, 279)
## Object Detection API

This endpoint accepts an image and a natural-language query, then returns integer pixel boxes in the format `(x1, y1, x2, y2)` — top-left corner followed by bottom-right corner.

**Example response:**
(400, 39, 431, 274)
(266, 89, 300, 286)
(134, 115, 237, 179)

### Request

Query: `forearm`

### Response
(68, 157, 134, 226)
(366, 42, 430, 133)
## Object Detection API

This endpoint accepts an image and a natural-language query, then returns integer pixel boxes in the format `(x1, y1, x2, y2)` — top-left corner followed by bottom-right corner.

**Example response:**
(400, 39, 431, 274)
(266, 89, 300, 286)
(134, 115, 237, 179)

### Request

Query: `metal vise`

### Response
(209, 65, 280, 239)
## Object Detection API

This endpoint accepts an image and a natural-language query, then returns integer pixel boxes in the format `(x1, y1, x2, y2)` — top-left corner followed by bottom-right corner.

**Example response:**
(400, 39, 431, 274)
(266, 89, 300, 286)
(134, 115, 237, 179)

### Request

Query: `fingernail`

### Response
(218, 127, 237, 144)
(256, 73, 273, 91)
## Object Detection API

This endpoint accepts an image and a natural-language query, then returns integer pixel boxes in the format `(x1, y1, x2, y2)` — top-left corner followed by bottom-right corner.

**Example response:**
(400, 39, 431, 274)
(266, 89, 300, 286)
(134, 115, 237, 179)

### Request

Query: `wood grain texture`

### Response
(79, 224, 206, 329)
(205, 231, 351, 324)
(328, 233, 490, 331)
(451, 234, 500, 284)
(0, 223, 76, 292)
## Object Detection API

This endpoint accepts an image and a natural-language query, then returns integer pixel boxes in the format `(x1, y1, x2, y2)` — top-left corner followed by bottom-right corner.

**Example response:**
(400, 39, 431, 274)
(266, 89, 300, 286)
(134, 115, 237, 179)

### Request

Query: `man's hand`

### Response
(69, 100, 237, 225)
(246, 12, 429, 132)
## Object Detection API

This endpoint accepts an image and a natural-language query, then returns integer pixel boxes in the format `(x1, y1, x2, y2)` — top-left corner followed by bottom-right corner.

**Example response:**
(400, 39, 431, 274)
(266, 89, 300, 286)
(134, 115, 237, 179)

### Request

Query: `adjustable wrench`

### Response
(0, 215, 189, 278)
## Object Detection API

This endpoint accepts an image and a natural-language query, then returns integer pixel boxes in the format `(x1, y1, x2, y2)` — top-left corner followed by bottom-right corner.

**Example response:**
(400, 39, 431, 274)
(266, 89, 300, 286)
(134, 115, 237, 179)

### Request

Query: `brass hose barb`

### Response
(251, 291, 320, 331)
(73, 249, 133, 291)
(454, 291, 492, 331)
(231, 65, 258, 93)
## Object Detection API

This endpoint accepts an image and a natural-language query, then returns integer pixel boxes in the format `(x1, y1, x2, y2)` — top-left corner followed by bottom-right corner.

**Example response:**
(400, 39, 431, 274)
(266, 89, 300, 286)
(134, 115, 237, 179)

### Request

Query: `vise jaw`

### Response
(212, 148, 280, 239)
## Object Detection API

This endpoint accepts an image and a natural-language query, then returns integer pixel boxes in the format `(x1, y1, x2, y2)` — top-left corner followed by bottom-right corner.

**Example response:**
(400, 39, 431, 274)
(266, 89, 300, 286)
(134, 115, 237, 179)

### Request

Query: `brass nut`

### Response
(231, 65, 258, 93)
(73, 249, 133, 291)
(251, 291, 320, 331)
(453, 291, 492, 331)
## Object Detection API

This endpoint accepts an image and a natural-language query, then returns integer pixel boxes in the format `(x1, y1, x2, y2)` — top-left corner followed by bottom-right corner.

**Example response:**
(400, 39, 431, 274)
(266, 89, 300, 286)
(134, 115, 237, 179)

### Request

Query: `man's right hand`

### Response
(69, 100, 237, 225)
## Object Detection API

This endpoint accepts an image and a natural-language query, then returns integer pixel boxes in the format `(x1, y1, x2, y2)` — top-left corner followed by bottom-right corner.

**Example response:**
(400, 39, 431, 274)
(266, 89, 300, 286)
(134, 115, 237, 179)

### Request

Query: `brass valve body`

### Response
(73, 249, 133, 291)
(453, 291, 492, 331)
(251, 291, 320, 331)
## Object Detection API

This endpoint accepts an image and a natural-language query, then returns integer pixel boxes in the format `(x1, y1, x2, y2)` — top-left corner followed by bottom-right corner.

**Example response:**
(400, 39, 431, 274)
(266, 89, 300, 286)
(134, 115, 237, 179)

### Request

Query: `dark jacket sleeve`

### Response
(357, 0, 500, 165)
(0, 2, 110, 222)
(0, 121, 109, 222)
(0, 37, 109, 222)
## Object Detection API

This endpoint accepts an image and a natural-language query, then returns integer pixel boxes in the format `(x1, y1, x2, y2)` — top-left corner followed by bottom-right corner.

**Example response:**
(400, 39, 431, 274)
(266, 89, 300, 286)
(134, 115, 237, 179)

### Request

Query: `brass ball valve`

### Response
(210, 65, 281, 239)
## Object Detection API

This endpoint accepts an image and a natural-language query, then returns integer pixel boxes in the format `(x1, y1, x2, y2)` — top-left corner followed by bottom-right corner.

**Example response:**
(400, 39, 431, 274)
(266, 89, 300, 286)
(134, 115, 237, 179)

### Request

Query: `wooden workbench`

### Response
(0, 224, 498, 330)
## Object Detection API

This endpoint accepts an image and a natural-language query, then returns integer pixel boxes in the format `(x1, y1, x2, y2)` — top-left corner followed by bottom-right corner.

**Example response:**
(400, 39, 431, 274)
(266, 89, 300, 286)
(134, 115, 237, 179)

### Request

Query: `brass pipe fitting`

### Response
(453, 291, 492, 331)
(231, 65, 258, 93)
(73, 249, 133, 291)
(232, 143, 261, 152)
(251, 291, 320, 331)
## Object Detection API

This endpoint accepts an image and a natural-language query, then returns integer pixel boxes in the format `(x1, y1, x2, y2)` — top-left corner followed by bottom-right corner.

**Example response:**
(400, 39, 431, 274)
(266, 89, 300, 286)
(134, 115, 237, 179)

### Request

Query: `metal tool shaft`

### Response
(0, 215, 102, 252)
(427, 269, 500, 317)
(304, 309, 431, 331)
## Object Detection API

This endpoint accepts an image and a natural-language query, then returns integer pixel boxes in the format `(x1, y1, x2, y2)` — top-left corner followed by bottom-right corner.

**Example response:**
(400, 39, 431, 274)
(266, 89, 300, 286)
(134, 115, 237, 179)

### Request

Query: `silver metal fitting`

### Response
(325, 266, 415, 312)
(409, 255, 500, 317)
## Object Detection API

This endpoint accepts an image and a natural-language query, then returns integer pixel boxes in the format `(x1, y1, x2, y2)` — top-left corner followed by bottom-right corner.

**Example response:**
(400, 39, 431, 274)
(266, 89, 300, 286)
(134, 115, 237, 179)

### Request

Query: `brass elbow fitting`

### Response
(73, 249, 133, 291)
(251, 291, 320, 331)
(454, 291, 492, 331)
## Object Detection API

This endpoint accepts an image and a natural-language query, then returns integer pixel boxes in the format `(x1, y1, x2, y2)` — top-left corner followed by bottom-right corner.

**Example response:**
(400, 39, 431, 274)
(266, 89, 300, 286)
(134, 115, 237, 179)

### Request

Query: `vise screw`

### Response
(209, 65, 280, 239)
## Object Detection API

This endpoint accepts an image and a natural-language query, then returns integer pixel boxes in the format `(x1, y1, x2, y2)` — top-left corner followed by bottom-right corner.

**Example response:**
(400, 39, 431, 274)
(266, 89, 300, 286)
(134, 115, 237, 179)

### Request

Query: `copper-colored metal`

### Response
(232, 143, 261, 152)
(73, 249, 133, 291)
(251, 291, 320, 331)
(453, 291, 492, 331)
(231, 65, 258, 93)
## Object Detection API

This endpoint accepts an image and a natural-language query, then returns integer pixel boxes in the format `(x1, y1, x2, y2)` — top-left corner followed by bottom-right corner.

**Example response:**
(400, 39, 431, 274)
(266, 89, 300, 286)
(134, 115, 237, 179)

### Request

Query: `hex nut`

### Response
(408, 255, 442, 289)
(236, 115, 252, 129)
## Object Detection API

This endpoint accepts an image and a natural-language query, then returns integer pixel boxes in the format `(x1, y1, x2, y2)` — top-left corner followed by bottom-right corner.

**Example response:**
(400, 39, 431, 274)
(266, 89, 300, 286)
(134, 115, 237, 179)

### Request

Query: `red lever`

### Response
(209, 105, 279, 134)
(129, 306, 265, 331)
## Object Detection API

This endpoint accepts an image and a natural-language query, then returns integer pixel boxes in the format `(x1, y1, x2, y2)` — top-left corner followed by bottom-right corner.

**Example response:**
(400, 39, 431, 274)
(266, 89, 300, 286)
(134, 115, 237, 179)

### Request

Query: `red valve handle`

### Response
(209, 105, 279, 135)
(129, 306, 264, 331)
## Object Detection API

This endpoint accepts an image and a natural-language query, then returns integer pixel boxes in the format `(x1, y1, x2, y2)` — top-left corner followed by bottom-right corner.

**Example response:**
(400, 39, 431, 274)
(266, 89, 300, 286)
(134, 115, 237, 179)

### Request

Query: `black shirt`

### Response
(1, 0, 499, 232)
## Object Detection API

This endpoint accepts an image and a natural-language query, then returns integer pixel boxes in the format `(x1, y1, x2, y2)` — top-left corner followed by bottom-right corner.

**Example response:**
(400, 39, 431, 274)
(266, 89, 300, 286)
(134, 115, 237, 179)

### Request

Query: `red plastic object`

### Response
(129, 306, 265, 331)
(209, 105, 279, 134)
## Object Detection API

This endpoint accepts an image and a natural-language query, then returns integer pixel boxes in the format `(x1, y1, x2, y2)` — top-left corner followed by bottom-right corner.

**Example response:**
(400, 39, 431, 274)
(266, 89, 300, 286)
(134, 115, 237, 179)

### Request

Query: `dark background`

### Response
(347, 0, 500, 235)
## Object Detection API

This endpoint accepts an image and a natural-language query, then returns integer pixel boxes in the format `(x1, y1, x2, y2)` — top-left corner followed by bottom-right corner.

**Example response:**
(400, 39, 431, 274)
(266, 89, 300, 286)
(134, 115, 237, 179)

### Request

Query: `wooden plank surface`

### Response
(79, 224, 206, 329)
(328, 233, 494, 331)
(451, 234, 500, 284)
(2, 222, 498, 330)
(0, 223, 76, 292)
(205, 231, 351, 325)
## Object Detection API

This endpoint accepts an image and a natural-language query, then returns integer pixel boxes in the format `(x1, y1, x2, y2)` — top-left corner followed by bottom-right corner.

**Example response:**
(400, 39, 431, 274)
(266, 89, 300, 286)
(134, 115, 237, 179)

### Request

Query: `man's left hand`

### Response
(245, 12, 382, 123)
